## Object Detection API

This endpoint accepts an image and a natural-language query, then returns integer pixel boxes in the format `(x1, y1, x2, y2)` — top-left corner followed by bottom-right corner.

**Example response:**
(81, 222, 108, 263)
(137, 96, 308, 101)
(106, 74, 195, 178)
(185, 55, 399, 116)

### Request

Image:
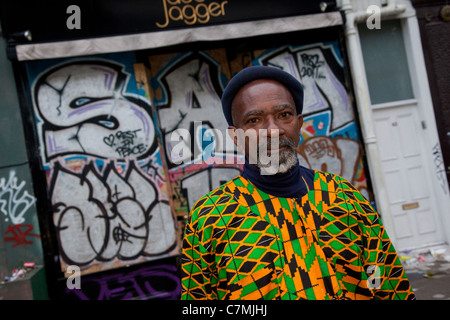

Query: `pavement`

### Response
(401, 245, 450, 300)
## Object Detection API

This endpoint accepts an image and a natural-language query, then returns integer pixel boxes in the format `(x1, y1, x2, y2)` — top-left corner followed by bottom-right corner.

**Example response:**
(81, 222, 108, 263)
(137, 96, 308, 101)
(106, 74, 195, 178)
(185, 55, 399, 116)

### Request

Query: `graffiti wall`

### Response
(0, 34, 44, 292)
(146, 50, 244, 218)
(0, 166, 41, 270)
(143, 42, 371, 220)
(25, 53, 178, 278)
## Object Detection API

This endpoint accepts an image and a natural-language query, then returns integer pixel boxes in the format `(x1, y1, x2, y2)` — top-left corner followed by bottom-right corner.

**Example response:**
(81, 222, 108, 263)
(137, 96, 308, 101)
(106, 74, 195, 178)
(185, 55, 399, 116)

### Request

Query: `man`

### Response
(180, 66, 415, 300)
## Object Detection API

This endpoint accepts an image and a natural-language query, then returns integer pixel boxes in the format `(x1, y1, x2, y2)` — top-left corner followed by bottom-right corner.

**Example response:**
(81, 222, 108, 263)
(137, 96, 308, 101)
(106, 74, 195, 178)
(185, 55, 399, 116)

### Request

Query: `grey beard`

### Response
(257, 138, 298, 175)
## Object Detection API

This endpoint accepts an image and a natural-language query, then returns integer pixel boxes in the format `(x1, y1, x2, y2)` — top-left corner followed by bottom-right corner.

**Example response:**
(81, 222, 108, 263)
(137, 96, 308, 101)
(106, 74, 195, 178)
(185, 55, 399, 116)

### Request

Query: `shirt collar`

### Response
(241, 159, 311, 198)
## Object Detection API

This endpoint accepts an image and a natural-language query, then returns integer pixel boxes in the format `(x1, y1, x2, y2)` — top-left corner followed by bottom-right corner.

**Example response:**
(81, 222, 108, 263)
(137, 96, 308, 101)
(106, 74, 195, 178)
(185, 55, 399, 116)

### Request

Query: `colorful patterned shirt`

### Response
(181, 171, 415, 300)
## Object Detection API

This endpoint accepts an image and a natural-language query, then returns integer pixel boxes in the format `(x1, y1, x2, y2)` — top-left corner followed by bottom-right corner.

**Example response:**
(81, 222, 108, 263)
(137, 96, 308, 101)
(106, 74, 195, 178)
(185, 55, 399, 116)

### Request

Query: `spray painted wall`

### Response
(25, 53, 178, 279)
(0, 35, 43, 293)
(146, 50, 244, 218)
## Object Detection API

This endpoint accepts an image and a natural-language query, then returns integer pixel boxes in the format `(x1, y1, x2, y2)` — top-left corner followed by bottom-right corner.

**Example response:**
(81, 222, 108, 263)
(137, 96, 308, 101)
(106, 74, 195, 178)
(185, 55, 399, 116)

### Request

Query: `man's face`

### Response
(229, 79, 303, 174)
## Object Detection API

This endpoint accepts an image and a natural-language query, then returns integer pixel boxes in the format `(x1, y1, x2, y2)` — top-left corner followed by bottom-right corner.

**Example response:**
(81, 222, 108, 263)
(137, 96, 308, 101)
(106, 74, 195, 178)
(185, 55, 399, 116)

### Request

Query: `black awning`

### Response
(1, 0, 341, 61)
(1, 0, 338, 44)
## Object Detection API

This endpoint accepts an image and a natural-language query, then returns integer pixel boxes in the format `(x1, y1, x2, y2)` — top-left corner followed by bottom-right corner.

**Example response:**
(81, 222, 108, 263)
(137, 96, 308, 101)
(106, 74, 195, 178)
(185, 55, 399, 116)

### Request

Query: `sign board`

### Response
(0, 0, 336, 43)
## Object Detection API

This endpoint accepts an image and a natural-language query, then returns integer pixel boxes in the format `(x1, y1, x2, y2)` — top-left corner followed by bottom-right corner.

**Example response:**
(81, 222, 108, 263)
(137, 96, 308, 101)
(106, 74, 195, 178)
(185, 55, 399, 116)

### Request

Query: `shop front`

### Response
(1, 0, 448, 300)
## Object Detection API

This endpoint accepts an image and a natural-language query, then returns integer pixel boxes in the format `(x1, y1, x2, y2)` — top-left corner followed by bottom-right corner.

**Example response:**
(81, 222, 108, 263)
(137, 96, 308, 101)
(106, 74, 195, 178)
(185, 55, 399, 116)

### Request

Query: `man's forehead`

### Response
(242, 104, 295, 117)
(236, 78, 290, 95)
(233, 79, 294, 105)
(273, 104, 295, 111)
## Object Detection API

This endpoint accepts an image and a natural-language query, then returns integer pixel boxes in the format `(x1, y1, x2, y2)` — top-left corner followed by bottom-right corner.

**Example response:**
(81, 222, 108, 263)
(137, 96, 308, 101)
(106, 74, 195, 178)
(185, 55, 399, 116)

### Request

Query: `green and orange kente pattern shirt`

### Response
(181, 170, 415, 300)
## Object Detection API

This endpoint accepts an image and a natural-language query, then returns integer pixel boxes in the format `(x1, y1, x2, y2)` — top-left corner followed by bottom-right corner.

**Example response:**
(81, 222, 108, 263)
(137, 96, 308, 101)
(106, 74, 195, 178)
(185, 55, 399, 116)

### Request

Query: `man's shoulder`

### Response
(189, 176, 242, 219)
(313, 170, 377, 217)
(311, 170, 372, 202)
(310, 169, 348, 190)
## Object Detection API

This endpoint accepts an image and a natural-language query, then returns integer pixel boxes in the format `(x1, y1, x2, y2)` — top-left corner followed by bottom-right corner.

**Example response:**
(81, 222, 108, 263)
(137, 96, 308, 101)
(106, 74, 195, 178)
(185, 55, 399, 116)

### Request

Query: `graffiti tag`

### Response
(50, 160, 176, 267)
(0, 170, 36, 224)
(3, 223, 40, 247)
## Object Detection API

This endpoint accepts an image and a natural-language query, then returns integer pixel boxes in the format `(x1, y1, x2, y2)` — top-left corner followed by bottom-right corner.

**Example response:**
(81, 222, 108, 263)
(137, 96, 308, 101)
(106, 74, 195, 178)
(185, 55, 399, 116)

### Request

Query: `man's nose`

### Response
(266, 118, 284, 137)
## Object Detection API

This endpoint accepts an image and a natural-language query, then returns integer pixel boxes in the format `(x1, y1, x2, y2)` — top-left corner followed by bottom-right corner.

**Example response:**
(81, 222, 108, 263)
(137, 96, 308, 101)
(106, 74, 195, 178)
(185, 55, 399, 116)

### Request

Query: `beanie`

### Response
(221, 65, 304, 126)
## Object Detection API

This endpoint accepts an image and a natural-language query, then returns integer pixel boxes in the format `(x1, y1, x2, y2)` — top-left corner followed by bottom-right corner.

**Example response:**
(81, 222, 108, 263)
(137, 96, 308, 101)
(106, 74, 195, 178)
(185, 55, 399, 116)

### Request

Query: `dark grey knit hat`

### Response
(221, 65, 304, 126)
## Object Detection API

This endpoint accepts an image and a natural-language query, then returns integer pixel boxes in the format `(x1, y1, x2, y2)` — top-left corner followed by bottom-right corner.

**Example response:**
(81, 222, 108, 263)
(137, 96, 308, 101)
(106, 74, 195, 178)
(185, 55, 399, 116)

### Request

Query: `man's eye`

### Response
(280, 112, 290, 118)
(247, 118, 259, 124)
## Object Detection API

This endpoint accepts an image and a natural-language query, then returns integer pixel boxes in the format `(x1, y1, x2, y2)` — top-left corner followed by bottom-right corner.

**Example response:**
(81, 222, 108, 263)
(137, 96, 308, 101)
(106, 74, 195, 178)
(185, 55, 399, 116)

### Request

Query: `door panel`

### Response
(373, 103, 445, 250)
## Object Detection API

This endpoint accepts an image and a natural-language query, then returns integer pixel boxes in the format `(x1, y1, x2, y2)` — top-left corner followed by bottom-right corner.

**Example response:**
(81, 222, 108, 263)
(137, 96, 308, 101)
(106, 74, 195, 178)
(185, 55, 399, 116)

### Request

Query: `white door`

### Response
(372, 101, 445, 251)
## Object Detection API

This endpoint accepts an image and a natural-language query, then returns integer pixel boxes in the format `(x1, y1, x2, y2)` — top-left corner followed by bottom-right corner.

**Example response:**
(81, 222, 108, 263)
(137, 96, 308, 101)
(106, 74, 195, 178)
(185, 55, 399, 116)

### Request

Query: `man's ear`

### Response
(227, 126, 238, 146)
(297, 114, 303, 132)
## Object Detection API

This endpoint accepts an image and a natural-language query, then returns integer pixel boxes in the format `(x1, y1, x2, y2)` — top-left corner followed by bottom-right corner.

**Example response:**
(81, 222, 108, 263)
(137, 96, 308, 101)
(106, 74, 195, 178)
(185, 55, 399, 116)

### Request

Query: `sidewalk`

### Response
(401, 245, 450, 300)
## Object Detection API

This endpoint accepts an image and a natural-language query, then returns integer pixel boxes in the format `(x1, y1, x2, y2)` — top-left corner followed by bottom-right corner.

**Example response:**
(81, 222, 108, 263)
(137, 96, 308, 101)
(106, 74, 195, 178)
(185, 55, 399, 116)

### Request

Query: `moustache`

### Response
(258, 137, 296, 151)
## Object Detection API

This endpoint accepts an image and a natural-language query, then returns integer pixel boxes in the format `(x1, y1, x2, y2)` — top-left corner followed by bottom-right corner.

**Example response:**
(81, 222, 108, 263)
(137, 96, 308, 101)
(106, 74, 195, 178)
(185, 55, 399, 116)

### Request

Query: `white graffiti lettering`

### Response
(156, 55, 236, 165)
(50, 161, 176, 266)
(34, 61, 155, 161)
(0, 170, 36, 225)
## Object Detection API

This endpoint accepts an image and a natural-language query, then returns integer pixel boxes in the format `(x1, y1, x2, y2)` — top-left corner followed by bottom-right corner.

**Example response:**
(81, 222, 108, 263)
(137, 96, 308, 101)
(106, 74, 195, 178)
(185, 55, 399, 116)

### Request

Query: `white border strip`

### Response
(15, 12, 342, 61)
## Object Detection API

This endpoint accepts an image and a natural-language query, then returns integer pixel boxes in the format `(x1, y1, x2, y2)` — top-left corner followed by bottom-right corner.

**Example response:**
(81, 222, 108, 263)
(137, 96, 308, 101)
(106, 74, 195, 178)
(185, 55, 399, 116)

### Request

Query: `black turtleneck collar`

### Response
(241, 159, 314, 199)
